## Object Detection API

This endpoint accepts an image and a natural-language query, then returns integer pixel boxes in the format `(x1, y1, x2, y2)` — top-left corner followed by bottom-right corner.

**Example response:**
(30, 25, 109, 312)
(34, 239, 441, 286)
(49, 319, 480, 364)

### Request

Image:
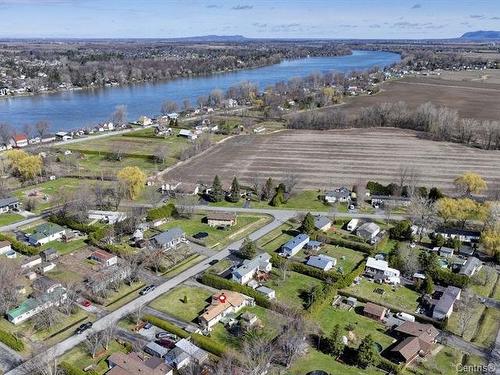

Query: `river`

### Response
(0, 50, 400, 131)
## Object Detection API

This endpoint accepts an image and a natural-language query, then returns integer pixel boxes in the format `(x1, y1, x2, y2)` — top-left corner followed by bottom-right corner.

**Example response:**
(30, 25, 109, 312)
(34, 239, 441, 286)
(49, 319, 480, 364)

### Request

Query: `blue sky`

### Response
(0, 0, 499, 39)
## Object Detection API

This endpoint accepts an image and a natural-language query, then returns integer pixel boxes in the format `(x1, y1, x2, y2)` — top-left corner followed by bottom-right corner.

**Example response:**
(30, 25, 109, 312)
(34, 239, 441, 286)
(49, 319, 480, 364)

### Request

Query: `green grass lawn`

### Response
(343, 279, 420, 312)
(469, 266, 498, 298)
(290, 348, 384, 375)
(104, 281, 146, 309)
(40, 238, 87, 255)
(211, 190, 348, 212)
(206, 258, 233, 275)
(149, 285, 212, 323)
(404, 345, 466, 375)
(46, 268, 85, 284)
(375, 238, 399, 254)
(256, 221, 296, 253)
(210, 305, 279, 348)
(263, 270, 322, 309)
(0, 213, 24, 226)
(313, 304, 395, 350)
(32, 310, 91, 343)
(162, 254, 206, 278)
(472, 307, 500, 348)
(156, 213, 270, 249)
(61, 340, 129, 374)
(447, 303, 485, 342)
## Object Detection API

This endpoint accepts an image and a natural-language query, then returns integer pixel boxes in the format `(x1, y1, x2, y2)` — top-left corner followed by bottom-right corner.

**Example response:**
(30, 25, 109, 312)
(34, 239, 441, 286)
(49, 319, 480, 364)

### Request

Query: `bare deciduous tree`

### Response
(112, 104, 127, 125)
(32, 305, 60, 331)
(455, 290, 477, 338)
(85, 331, 103, 358)
(407, 196, 438, 242)
(0, 258, 21, 315)
(175, 194, 199, 219)
(35, 121, 50, 139)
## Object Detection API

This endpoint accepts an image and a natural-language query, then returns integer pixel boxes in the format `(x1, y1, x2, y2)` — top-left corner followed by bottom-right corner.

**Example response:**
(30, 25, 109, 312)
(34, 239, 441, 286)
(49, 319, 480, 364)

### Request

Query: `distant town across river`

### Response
(0, 50, 400, 131)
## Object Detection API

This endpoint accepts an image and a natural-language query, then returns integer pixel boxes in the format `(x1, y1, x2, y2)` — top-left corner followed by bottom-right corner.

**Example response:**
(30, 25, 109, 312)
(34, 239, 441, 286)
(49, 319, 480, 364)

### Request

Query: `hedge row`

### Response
(48, 214, 100, 234)
(318, 233, 374, 255)
(200, 273, 271, 309)
(432, 268, 470, 289)
(377, 357, 403, 374)
(0, 329, 24, 351)
(0, 233, 38, 256)
(270, 253, 341, 282)
(145, 315, 225, 356)
(146, 203, 177, 221)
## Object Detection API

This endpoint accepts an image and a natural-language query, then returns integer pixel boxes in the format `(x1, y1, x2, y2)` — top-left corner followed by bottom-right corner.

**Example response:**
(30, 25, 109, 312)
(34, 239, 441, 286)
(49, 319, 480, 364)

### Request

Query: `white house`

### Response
(152, 228, 185, 250)
(357, 222, 381, 242)
(324, 187, 351, 203)
(137, 116, 153, 126)
(178, 129, 197, 140)
(9, 134, 28, 148)
(88, 210, 127, 224)
(0, 240, 12, 255)
(314, 215, 331, 232)
(281, 234, 310, 257)
(307, 254, 337, 271)
(0, 197, 20, 213)
(365, 257, 400, 284)
(27, 223, 66, 246)
(232, 253, 272, 284)
(347, 219, 359, 232)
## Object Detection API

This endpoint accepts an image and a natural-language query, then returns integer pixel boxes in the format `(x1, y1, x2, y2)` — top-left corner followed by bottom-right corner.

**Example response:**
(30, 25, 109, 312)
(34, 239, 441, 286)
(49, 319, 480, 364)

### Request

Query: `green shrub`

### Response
(0, 329, 24, 351)
(317, 234, 374, 254)
(145, 315, 189, 338)
(432, 268, 469, 288)
(146, 203, 177, 221)
(377, 357, 402, 374)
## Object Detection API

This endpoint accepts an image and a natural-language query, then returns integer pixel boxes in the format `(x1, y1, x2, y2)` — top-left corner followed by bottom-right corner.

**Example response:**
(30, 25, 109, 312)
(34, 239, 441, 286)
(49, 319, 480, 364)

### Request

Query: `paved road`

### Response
(0, 213, 49, 232)
(6, 210, 293, 375)
(0, 342, 23, 373)
(439, 331, 490, 358)
(143, 306, 200, 332)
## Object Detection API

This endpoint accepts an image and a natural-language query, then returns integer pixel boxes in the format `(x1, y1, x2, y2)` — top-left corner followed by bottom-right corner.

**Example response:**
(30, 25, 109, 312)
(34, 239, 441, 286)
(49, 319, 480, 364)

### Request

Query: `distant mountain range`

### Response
(460, 31, 500, 40)
(164, 35, 249, 42)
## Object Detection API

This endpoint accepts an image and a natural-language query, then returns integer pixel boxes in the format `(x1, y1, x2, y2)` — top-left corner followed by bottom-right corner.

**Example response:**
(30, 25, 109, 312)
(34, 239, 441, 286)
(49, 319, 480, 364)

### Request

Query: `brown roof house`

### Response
(199, 290, 254, 330)
(363, 302, 387, 321)
(390, 321, 440, 365)
(206, 212, 237, 227)
(107, 352, 173, 375)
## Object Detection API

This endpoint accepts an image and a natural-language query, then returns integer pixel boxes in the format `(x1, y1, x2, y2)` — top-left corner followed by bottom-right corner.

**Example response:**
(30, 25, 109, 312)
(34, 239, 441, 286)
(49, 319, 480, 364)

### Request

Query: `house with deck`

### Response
(206, 212, 237, 227)
(198, 290, 254, 330)
(281, 233, 310, 257)
(365, 257, 400, 284)
(232, 253, 272, 284)
(27, 223, 66, 246)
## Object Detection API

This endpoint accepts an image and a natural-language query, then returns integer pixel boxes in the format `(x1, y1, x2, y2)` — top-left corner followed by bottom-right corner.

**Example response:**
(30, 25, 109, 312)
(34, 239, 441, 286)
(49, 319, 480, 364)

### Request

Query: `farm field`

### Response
(164, 128, 500, 192)
(339, 75, 500, 120)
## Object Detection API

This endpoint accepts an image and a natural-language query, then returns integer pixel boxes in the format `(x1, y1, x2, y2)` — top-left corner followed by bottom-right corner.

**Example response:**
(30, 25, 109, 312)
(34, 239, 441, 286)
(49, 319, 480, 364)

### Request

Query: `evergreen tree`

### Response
(422, 275, 434, 294)
(228, 176, 240, 203)
(301, 212, 316, 234)
(239, 237, 257, 259)
(270, 183, 286, 207)
(261, 177, 274, 201)
(428, 187, 444, 201)
(327, 324, 345, 358)
(356, 335, 378, 369)
(211, 175, 224, 202)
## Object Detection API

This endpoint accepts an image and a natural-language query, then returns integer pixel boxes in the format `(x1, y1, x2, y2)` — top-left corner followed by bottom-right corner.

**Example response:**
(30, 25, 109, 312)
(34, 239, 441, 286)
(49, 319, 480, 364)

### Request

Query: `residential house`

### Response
(314, 215, 331, 232)
(86, 265, 131, 295)
(174, 182, 200, 196)
(20, 255, 42, 270)
(167, 113, 179, 121)
(458, 245, 475, 258)
(32, 276, 62, 295)
(365, 257, 400, 284)
(439, 247, 454, 258)
(432, 286, 461, 320)
(0, 197, 20, 213)
(107, 352, 173, 375)
(390, 321, 440, 365)
(371, 195, 411, 208)
(305, 240, 322, 251)
(39, 262, 56, 273)
(9, 134, 28, 148)
(357, 222, 381, 243)
(40, 248, 58, 262)
(324, 187, 351, 203)
(6, 286, 67, 325)
(0, 240, 12, 255)
(137, 116, 153, 126)
(165, 348, 191, 370)
(307, 254, 337, 271)
(206, 212, 237, 227)
(363, 302, 387, 321)
(222, 98, 238, 108)
(199, 290, 254, 329)
(174, 338, 209, 365)
(27, 223, 66, 246)
(178, 129, 197, 140)
(88, 210, 127, 224)
(55, 131, 72, 141)
(151, 228, 185, 250)
(28, 137, 41, 145)
(154, 125, 172, 136)
(143, 342, 169, 358)
(459, 257, 482, 277)
(347, 218, 359, 232)
(232, 253, 272, 284)
(90, 249, 118, 267)
(256, 286, 276, 300)
(281, 233, 310, 257)
(434, 228, 481, 244)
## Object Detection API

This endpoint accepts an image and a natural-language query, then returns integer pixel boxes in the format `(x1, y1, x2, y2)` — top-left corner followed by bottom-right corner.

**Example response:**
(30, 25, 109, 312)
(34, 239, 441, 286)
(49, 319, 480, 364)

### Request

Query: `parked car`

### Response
(156, 331, 177, 340)
(208, 259, 219, 266)
(81, 300, 92, 308)
(140, 285, 156, 295)
(75, 322, 93, 334)
(396, 312, 416, 322)
(143, 322, 152, 329)
(155, 338, 176, 349)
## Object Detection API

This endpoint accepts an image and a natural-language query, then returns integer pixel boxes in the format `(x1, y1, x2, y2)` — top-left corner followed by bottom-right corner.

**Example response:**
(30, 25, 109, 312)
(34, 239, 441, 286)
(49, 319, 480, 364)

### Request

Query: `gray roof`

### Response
(41, 248, 57, 255)
(434, 286, 461, 316)
(314, 215, 331, 229)
(153, 227, 184, 246)
(256, 286, 275, 295)
(439, 247, 454, 254)
(325, 187, 350, 199)
(233, 253, 271, 279)
(0, 197, 19, 207)
(283, 234, 309, 252)
(144, 341, 169, 357)
(307, 254, 336, 270)
(357, 222, 380, 236)
(459, 257, 482, 276)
